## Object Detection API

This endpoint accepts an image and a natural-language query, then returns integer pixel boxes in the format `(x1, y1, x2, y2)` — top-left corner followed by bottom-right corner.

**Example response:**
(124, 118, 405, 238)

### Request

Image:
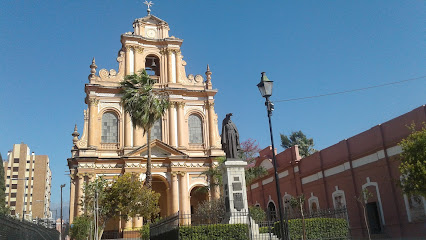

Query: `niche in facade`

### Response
(145, 55, 160, 78)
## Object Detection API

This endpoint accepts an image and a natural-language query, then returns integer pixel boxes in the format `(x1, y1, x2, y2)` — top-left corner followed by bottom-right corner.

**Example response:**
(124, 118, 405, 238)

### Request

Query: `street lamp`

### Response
(11, 177, 28, 221)
(257, 72, 287, 240)
(60, 184, 66, 240)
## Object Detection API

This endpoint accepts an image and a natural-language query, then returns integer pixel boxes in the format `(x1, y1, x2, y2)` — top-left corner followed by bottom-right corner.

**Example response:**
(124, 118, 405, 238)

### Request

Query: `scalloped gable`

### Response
(124, 139, 187, 158)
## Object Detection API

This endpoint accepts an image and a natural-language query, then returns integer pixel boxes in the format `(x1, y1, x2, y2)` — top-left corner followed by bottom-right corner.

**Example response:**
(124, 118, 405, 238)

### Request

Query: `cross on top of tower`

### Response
(144, 1, 154, 15)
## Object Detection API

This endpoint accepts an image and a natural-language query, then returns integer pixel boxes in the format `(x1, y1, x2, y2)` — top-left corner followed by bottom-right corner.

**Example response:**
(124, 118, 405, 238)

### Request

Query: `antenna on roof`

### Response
(144, 1, 154, 15)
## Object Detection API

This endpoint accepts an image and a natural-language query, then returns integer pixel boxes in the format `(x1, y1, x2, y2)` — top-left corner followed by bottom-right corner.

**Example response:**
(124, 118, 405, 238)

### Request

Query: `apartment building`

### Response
(3, 143, 52, 220)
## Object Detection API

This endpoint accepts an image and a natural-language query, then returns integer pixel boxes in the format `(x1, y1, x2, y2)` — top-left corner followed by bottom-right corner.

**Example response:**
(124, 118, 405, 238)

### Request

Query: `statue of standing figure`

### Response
(221, 113, 241, 159)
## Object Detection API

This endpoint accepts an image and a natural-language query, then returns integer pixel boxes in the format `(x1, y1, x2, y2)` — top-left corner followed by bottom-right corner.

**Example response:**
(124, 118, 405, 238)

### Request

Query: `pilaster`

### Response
(124, 113, 132, 147)
(134, 46, 144, 73)
(168, 102, 177, 147)
(167, 50, 173, 83)
(88, 97, 99, 147)
(69, 173, 76, 224)
(171, 172, 179, 214)
(178, 172, 189, 215)
(125, 218, 133, 230)
(175, 50, 181, 83)
(125, 46, 132, 75)
(176, 102, 185, 148)
(133, 215, 143, 229)
(206, 101, 216, 148)
(77, 174, 84, 216)
(133, 126, 143, 146)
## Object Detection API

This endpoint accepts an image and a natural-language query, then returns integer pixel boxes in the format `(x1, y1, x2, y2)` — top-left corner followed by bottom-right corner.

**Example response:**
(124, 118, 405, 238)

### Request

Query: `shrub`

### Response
(259, 226, 274, 234)
(140, 223, 149, 240)
(179, 224, 249, 240)
(69, 215, 92, 240)
(274, 218, 348, 239)
(150, 228, 179, 240)
(249, 206, 266, 223)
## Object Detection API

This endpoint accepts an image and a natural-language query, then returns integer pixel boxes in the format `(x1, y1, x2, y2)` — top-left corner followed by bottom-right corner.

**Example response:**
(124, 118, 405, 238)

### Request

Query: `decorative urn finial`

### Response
(205, 64, 212, 89)
(89, 57, 97, 81)
(72, 124, 80, 144)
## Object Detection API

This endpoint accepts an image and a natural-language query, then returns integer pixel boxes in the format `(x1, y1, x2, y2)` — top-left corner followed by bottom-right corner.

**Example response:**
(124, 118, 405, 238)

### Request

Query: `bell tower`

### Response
(121, 13, 183, 87)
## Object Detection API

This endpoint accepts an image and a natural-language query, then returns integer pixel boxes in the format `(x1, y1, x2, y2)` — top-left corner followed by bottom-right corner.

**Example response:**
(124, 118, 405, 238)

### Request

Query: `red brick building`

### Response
(247, 105, 425, 239)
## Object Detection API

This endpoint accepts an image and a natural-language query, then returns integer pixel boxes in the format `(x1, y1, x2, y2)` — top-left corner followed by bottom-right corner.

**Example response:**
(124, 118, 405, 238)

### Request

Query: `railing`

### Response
(0, 214, 60, 240)
(100, 143, 119, 150)
(101, 230, 141, 240)
(149, 208, 350, 240)
(150, 212, 180, 240)
(150, 75, 160, 84)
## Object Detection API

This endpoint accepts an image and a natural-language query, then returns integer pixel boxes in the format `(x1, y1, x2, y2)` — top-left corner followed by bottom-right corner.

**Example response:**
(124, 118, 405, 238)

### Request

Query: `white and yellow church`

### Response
(67, 10, 225, 231)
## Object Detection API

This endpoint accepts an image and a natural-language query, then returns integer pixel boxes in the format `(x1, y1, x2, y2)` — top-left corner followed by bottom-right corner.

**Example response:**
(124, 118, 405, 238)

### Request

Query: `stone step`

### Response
(252, 233, 280, 240)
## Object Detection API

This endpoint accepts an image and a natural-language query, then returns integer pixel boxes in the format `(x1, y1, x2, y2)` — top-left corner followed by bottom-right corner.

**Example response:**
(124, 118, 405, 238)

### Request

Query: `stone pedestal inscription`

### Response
(221, 158, 249, 223)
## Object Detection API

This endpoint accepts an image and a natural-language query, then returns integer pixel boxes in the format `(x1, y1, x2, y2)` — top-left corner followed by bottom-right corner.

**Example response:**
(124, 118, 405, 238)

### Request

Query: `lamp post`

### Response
(60, 184, 66, 240)
(11, 177, 28, 221)
(257, 72, 287, 240)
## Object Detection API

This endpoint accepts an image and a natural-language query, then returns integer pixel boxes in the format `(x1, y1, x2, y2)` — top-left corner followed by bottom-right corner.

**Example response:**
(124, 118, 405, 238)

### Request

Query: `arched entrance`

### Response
(190, 186, 209, 214)
(268, 201, 277, 221)
(152, 176, 169, 218)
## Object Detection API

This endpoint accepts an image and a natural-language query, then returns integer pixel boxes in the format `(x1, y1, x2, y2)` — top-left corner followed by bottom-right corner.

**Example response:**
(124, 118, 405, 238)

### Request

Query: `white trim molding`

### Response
(251, 182, 259, 190)
(262, 177, 274, 186)
(362, 177, 385, 225)
(308, 192, 320, 214)
(332, 186, 347, 209)
(302, 145, 402, 185)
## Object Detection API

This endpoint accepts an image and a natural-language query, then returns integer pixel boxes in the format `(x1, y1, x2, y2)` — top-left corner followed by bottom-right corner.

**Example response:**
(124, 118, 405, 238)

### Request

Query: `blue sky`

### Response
(0, 1, 424, 214)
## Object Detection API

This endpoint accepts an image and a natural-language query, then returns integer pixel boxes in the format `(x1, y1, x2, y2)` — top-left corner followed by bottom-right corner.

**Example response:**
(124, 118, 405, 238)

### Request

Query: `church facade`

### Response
(67, 12, 225, 231)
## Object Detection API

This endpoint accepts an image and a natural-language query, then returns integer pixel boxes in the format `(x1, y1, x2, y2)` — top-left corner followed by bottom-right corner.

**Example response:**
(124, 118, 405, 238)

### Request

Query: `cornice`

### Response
(121, 34, 183, 45)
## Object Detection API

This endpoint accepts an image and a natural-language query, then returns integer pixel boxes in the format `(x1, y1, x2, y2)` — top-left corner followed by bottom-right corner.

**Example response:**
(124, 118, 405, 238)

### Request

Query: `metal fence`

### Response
(150, 211, 277, 240)
(149, 212, 180, 240)
(0, 214, 60, 240)
(277, 207, 350, 240)
(101, 230, 141, 240)
(149, 207, 349, 240)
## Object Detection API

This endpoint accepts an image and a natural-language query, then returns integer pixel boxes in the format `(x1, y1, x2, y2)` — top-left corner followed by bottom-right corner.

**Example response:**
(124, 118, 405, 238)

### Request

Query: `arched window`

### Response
(152, 118, 162, 141)
(188, 114, 203, 144)
(145, 55, 160, 77)
(283, 194, 293, 216)
(267, 201, 277, 221)
(308, 193, 320, 214)
(101, 112, 118, 143)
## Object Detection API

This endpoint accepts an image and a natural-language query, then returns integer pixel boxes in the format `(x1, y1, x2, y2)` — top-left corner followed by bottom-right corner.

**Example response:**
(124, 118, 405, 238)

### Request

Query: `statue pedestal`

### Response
(221, 158, 249, 223)
(221, 159, 263, 238)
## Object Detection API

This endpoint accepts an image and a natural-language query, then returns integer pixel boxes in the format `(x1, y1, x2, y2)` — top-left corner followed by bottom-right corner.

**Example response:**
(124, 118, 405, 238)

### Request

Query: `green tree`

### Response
(399, 123, 426, 197)
(120, 70, 169, 188)
(249, 205, 266, 223)
(70, 215, 92, 240)
(0, 153, 7, 215)
(280, 131, 316, 158)
(245, 167, 268, 186)
(80, 173, 160, 239)
(239, 139, 268, 185)
(356, 188, 373, 240)
(202, 139, 267, 192)
(290, 195, 307, 240)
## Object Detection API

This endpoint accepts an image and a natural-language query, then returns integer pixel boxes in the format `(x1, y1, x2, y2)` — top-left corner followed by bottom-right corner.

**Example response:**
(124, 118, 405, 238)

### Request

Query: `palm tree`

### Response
(120, 70, 169, 188)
